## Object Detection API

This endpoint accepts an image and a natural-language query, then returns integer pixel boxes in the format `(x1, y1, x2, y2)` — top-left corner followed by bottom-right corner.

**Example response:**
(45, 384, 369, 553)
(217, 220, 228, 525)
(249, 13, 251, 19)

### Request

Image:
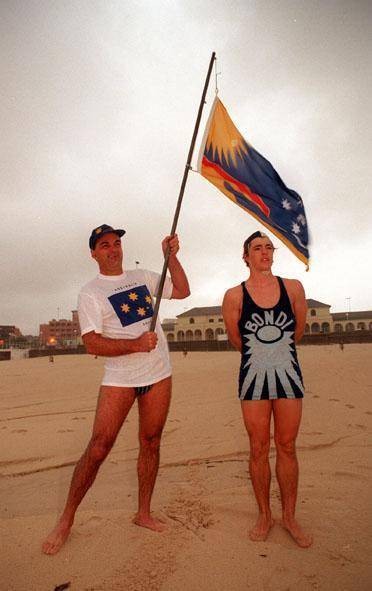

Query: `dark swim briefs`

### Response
(134, 384, 153, 396)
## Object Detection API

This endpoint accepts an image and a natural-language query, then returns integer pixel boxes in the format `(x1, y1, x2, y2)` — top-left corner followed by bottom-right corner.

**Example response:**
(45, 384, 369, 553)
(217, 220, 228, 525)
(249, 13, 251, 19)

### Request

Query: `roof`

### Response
(176, 304, 372, 320)
(177, 300, 331, 317)
(306, 299, 331, 308)
(332, 311, 372, 321)
(161, 321, 176, 330)
(177, 306, 222, 318)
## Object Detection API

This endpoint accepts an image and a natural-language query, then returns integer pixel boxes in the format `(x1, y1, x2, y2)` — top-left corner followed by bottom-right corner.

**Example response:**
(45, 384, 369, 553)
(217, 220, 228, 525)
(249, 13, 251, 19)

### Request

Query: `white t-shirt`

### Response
(78, 269, 173, 387)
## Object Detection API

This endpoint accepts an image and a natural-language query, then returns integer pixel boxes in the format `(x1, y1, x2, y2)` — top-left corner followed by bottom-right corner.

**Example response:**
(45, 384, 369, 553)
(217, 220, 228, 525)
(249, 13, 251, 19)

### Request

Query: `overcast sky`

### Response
(1, 0, 371, 335)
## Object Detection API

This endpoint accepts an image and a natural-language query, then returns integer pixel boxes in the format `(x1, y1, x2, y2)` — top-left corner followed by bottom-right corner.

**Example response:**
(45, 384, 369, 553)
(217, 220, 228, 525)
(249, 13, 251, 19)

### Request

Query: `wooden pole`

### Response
(150, 52, 216, 331)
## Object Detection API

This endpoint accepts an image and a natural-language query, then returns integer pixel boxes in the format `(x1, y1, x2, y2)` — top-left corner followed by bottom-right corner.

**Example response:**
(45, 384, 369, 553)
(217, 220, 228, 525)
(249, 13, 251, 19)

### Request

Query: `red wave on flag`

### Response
(202, 156, 270, 218)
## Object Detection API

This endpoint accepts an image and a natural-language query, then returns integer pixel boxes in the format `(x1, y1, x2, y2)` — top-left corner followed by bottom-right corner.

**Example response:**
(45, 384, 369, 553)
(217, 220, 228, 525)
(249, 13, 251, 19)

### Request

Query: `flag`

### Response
(108, 285, 154, 327)
(197, 97, 310, 267)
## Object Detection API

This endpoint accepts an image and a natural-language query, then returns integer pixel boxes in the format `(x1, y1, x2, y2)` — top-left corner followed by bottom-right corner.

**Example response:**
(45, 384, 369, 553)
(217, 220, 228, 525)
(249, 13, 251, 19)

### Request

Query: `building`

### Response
(304, 299, 332, 334)
(304, 299, 372, 333)
(331, 311, 372, 333)
(162, 300, 372, 342)
(0, 325, 22, 339)
(39, 310, 81, 346)
(0, 325, 22, 347)
(168, 307, 226, 342)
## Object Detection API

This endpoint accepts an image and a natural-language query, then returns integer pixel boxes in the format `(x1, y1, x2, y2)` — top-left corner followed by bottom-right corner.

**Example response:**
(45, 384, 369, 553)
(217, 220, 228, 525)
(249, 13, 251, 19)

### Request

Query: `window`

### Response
(334, 323, 343, 332)
(321, 322, 330, 333)
(209, 318, 214, 323)
(305, 324, 310, 334)
(357, 322, 365, 330)
(177, 330, 185, 341)
(205, 328, 214, 340)
(218, 318, 223, 322)
(189, 318, 195, 324)
(186, 330, 193, 341)
(310, 309, 316, 317)
(345, 323, 354, 332)
(311, 323, 320, 333)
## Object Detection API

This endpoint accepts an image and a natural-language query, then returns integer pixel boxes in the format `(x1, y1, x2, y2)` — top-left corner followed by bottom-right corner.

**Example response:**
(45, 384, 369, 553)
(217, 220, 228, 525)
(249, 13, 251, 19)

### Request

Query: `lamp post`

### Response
(346, 297, 351, 320)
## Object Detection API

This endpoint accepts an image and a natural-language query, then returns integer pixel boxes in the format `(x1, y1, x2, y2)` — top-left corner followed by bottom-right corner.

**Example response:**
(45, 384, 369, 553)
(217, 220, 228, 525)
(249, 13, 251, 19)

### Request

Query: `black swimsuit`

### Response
(135, 385, 153, 396)
(238, 277, 304, 400)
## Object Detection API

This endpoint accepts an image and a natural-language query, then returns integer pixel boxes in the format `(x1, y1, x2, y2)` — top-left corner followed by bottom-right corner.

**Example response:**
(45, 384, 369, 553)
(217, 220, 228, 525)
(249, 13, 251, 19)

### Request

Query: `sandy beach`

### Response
(1, 344, 371, 590)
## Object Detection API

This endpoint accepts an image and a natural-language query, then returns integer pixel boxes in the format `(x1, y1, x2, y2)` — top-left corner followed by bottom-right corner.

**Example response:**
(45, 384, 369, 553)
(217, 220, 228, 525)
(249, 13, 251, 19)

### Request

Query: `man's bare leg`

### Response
(273, 398, 312, 548)
(241, 400, 274, 541)
(42, 386, 136, 554)
(133, 377, 171, 532)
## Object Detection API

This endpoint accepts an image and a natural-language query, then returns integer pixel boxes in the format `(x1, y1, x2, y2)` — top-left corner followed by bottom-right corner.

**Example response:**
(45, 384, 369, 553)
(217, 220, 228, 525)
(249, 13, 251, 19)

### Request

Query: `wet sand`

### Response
(1, 345, 371, 590)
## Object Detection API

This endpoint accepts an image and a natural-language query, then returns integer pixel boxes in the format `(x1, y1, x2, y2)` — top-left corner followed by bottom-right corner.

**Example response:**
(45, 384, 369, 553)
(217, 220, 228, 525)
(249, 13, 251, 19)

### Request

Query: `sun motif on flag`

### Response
(204, 99, 248, 168)
(121, 303, 130, 313)
(137, 307, 146, 317)
(145, 295, 152, 304)
(128, 292, 138, 301)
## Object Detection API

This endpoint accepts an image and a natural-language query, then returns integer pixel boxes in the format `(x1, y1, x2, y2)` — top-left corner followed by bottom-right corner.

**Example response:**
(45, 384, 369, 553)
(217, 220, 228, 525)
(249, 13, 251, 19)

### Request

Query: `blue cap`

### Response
(89, 224, 125, 250)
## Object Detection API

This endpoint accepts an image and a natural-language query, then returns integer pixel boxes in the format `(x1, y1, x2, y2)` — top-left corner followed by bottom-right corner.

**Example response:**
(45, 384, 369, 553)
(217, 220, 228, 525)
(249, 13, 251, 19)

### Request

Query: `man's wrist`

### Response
(119, 338, 137, 354)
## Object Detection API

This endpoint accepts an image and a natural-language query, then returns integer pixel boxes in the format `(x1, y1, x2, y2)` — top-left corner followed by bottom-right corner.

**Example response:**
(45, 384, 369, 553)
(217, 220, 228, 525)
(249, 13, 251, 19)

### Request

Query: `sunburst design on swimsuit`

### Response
(240, 327, 304, 400)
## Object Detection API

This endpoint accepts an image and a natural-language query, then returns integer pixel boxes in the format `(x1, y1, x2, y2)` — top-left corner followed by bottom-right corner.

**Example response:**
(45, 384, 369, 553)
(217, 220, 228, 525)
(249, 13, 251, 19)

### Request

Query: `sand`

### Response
(1, 345, 371, 590)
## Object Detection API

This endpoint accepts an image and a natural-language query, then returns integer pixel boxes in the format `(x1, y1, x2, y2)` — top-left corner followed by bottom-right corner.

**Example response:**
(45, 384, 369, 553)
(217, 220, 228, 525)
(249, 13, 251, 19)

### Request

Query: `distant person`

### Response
(42, 224, 190, 555)
(222, 231, 312, 548)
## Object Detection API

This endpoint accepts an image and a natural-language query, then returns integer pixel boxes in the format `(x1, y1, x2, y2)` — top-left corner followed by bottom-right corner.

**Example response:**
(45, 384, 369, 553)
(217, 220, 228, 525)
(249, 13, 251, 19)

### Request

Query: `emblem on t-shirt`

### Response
(108, 285, 154, 327)
(240, 309, 303, 399)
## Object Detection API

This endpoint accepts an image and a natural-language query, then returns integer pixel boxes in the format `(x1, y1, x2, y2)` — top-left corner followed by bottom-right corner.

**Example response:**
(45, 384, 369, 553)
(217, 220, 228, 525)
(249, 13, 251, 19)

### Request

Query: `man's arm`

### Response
(83, 330, 158, 356)
(162, 234, 190, 299)
(290, 280, 307, 343)
(222, 287, 242, 352)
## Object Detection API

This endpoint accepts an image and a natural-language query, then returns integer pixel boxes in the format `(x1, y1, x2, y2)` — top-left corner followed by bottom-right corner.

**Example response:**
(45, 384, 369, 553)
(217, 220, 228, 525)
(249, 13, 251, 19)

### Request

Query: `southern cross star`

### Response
(292, 222, 301, 234)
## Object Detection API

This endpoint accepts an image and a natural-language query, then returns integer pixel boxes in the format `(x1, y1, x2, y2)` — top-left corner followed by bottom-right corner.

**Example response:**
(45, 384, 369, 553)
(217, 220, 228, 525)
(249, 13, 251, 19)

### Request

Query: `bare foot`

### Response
(281, 518, 313, 548)
(133, 513, 167, 532)
(249, 514, 274, 541)
(42, 520, 72, 555)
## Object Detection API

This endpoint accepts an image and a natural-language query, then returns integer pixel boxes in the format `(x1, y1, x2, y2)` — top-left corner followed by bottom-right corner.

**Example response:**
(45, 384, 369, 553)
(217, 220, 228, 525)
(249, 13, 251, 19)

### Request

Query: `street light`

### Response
(346, 297, 351, 320)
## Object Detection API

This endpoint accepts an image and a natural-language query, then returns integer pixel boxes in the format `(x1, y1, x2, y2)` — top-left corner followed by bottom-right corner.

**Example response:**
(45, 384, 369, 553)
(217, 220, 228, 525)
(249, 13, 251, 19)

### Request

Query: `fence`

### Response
(1, 331, 371, 361)
(168, 330, 372, 351)
(28, 345, 86, 358)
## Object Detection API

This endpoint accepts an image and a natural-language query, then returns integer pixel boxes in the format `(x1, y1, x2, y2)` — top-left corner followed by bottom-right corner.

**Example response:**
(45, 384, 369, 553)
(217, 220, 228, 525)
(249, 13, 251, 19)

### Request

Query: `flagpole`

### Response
(150, 51, 216, 331)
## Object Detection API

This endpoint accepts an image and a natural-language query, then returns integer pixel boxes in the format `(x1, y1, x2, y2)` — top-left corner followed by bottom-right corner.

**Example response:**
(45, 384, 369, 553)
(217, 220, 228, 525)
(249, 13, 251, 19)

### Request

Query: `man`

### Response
(42, 224, 190, 555)
(222, 231, 312, 548)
